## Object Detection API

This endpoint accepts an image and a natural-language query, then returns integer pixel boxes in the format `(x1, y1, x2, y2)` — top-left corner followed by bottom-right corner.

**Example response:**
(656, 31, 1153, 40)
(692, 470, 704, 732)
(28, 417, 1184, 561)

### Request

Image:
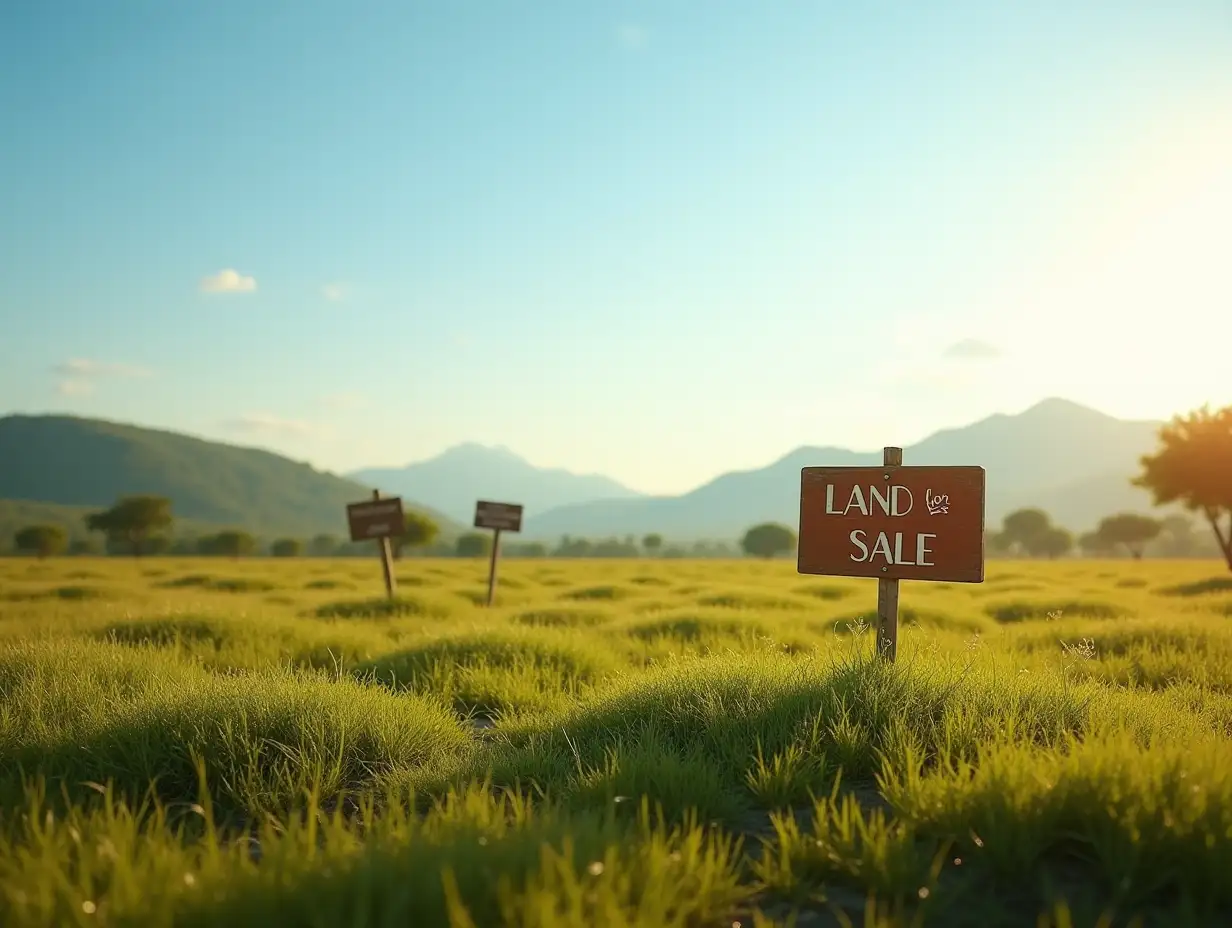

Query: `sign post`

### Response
(345, 490, 405, 599)
(473, 500, 524, 607)
(797, 448, 985, 662)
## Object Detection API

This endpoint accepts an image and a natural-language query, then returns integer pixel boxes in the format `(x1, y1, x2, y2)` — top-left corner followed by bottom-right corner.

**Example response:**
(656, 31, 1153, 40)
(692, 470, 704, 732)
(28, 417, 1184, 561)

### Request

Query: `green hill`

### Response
(0, 415, 458, 539)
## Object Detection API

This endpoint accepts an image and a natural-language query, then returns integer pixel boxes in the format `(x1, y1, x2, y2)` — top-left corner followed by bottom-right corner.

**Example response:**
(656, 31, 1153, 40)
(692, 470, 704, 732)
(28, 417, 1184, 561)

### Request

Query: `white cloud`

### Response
(55, 358, 153, 378)
(50, 358, 152, 398)
(322, 282, 347, 302)
(224, 413, 326, 439)
(616, 24, 648, 50)
(56, 379, 95, 397)
(200, 268, 257, 293)
(941, 338, 1002, 361)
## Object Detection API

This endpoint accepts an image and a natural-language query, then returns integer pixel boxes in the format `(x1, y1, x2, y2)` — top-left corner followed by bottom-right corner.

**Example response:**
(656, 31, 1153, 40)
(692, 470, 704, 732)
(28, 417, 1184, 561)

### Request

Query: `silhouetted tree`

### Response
(14, 524, 67, 559)
(1155, 515, 1198, 557)
(1095, 513, 1161, 560)
(393, 512, 439, 559)
(308, 534, 339, 557)
(1036, 527, 1074, 560)
(997, 508, 1052, 556)
(1078, 531, 1112, 557)
(741, 523, 797, 559)
(456, 532, 492, 558)
(271, 538, 303, 557)
(200, 530, 257, 559)
(642, 533, 663, 555)
(85, 495, 173, 557)
(1135, 404, 1232, 571)
(68, 538, 100, 556)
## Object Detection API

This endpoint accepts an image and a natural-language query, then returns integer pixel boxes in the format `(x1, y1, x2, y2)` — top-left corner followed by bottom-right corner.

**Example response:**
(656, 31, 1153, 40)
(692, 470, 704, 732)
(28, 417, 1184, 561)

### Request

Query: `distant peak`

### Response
(1018, 397, 1105, 418)
(439, 442, 524, 461)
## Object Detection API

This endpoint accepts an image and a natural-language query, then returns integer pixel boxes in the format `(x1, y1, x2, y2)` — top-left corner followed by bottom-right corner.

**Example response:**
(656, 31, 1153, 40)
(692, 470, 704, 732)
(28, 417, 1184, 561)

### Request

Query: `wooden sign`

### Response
(346, 495, 405, 542)
(345, 491, 403, 598)
(473, 499, 523, 607)
(798, 464, 985, 583)
(798, 448, 985, 662)
(474, 500, 523, 533)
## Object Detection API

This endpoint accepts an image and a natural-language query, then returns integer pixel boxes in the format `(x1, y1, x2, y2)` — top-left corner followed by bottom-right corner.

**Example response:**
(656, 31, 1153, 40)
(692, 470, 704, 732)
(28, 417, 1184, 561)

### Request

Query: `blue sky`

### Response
(2, 1, 1230, 494)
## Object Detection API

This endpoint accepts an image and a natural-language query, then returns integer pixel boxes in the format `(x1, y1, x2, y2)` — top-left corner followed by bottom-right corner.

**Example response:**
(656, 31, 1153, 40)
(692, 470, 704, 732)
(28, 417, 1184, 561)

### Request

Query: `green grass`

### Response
(0, 555, 1230, 926)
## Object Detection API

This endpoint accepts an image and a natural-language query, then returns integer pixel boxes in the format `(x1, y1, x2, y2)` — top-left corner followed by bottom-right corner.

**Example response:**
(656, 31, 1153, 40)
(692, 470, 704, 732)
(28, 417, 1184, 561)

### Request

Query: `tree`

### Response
(996, 508, 1052, 556)
(200, 530, 257, 559)
(740, 522, 797, 559)
(392, 512, 439, 559)
(642, 533, 663, 555)
(271, 538, 303, 557)
(456, 532, 493, 558)
(68, 538, 100, 556)
(1078, 531, 1112, 557)
(1035, 527, 1074, 560)
(1134, 404, 1232, 571)
(14, 524, 67, 559)
(1155, 515, 1198, 557)
(1095, 513, 1161, 560)
(84, 495, 173, 557)
(308, 534, 339, 557)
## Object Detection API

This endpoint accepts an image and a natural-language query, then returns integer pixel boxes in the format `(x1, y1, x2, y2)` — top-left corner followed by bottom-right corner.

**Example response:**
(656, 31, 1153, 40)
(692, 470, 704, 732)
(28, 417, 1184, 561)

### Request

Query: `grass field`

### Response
(2, 555, 1232, 927)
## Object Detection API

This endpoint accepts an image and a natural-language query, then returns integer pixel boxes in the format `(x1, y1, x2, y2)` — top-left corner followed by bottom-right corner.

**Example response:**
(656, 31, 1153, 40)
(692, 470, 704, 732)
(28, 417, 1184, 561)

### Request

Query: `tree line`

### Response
(8, 403, 1232, 570)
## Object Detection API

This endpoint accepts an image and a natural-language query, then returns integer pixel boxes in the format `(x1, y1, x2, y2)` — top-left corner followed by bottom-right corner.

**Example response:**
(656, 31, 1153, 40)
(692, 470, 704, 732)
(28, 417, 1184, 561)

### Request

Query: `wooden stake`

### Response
(485, 527, 502, 607)
(876, 446, 903, 662)
(373, 489, 397, 600)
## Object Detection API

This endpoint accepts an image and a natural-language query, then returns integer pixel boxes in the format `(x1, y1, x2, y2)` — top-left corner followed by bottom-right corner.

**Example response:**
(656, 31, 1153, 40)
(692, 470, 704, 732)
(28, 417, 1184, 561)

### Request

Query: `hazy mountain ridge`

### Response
(349, 442, 644, 525)
(520, 399, 1166, 539)
(0, 414, 458, 538)
(0, 399, 1169, 543)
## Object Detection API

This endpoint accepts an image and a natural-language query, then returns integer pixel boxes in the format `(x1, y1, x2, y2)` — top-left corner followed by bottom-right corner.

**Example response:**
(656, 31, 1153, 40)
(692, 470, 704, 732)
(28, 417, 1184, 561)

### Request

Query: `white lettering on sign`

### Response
(848, 531, 937, 566)
(368, 522, 389, 534)
(825, 484, 914, 517)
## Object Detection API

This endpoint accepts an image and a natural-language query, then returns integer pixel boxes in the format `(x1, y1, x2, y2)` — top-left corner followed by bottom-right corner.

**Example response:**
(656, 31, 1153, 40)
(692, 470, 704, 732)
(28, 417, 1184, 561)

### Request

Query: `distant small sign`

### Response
(474, 500, 523, 533)
(798, 465, 985, 583)
(346, 496, 405, 542)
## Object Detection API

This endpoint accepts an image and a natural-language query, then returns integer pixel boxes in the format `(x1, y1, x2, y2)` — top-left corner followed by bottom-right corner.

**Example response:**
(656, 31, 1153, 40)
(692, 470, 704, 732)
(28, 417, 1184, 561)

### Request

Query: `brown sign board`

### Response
(798, 465, 985, 583)
(346, 496, 405, 542)
(474, 500, 523, 533)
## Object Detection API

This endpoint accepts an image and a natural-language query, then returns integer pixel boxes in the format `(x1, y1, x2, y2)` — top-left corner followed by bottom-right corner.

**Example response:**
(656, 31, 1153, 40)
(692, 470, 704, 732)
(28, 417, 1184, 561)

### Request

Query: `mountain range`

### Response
(517, 398, 1167, 539)
(350, 443, 641, 526)
(0, 398, 1168, 543)
(0, 415, 457, 540)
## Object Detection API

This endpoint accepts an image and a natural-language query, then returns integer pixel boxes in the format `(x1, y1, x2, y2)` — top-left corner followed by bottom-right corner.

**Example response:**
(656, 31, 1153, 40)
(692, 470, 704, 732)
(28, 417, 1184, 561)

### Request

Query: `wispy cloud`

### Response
(321, 282, 348, 302)
(51, 358, 152, 397)
(55, 358, 153, 378)
(200, 268, 257, 294)
(616, 24, 648, 50)
(942, 338, 1002, 361)
(224, 413, 327, 439)
(56, 379, 95, 397)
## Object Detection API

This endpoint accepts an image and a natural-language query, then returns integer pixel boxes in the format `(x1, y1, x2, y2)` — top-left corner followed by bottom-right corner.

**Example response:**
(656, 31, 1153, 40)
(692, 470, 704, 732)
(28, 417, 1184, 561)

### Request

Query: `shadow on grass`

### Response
(1158, 577, 1232, 598)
